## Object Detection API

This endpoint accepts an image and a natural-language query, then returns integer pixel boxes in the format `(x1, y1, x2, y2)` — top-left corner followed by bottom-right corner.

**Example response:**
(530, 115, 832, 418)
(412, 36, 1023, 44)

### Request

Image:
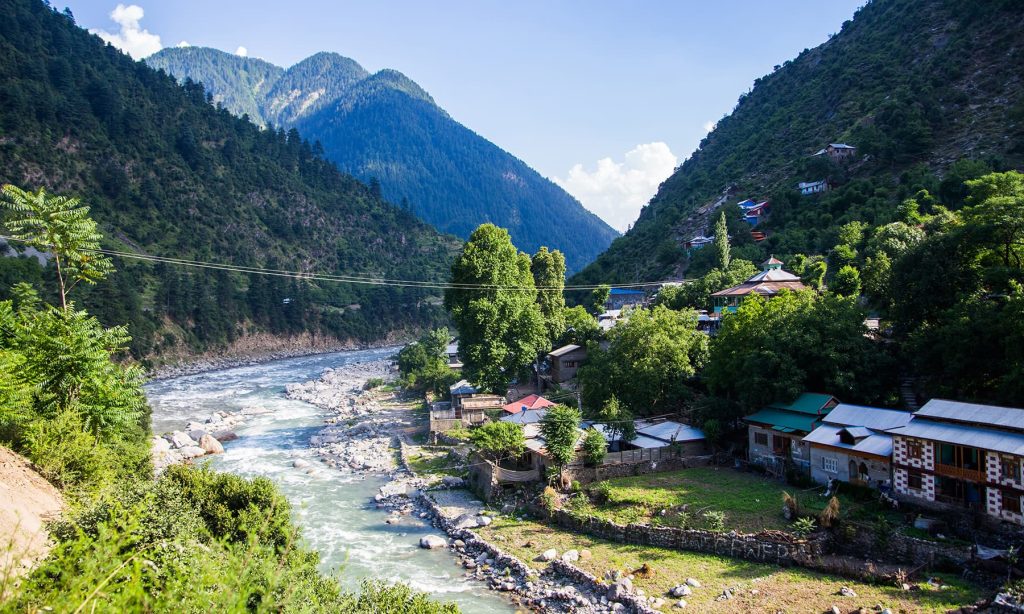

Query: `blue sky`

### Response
(61, 1, 864, 231)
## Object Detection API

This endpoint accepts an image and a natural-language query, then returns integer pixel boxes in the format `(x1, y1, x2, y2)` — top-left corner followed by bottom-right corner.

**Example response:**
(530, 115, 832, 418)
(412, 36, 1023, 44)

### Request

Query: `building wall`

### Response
(985, 450, 1024, 525)
(808, 446, 890, 487)
(551, 349, 586, 383)
(748, 425, 807, 463)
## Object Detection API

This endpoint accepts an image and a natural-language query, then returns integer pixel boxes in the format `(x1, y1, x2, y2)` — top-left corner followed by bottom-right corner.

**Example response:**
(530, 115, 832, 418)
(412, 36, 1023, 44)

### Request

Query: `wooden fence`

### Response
(601, 446, 682, 465)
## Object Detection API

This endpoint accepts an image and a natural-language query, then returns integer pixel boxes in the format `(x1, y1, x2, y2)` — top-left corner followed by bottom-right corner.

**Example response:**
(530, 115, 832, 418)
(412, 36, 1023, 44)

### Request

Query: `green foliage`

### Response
(397, 328, 458, 395)
(539, 404, 582, 473)
(531, 247, 567, 345)
(831, 265, 862, 297)
(656, 260, 757, 311)
(713, 211, 730, 270)
(444, 224, 547, 392)
(0, 4, 458, 357)
(469, 421, 525, 462)
(1, 185, 114, 309)
(579, 306, 708, 416)
(581, 427, 607, 466)
(707, 291, 893, 420)
(702, 510, 726, 532)
(558, 305, 600, 346)
(589, 395, 636, 446)
(792, 516, 817, 538)
(148, 47, 617, 273)
(590, 284, 611, 314)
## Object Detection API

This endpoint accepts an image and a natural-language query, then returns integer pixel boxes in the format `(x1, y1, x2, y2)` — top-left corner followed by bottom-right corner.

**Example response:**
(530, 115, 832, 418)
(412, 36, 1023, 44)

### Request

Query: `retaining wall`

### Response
(564, 455, 714, 484)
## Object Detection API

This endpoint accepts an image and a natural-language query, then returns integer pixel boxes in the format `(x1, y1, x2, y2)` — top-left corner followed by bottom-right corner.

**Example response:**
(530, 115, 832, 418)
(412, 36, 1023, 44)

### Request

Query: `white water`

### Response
(145, 348, 514, 613)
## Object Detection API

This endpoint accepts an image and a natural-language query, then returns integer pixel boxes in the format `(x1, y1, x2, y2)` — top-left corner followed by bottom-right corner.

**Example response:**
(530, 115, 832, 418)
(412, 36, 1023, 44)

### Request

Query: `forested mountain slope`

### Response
(0, 0, 460, 361)
(573, 0, 1024, 285)
(147, 46, 619, 272)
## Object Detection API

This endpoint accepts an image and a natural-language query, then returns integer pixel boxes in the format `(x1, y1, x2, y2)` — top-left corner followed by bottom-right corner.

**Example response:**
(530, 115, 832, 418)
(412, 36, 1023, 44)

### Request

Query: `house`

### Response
(750, 231, 767, 242)
(685, 235, 715, 250)
(547, 344, 587, 383)
(710, 257, 807, 314)
(813, 143, 857, 162)
(430, 379, 502, 431)
(798, 180, 829, 196)
(802, 404, 913, 488)
(445, 341, 463, 370)
(745, 393, 840, 469)
(736, 198, 757, 209)
(634, 420, 707, 455)
(889, 399, 1024, 525)
(598, 309, 623, 332)
(605, 287, 645, 310)
(502, 394, 555, 415)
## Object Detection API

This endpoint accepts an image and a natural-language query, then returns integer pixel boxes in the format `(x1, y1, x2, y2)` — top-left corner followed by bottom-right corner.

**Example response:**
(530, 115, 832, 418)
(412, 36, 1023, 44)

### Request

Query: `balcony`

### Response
(933, 463, 984, 482)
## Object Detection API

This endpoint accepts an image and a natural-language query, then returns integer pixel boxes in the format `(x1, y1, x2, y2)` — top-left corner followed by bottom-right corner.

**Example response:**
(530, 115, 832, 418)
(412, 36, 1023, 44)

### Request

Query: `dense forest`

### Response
(147, 46, 619, 272)
(0, 0, 461, 362)
(572, 0, 1024, 286)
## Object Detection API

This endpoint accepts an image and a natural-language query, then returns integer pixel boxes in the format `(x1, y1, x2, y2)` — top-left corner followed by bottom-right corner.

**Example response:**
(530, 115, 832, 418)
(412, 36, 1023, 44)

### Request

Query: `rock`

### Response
(651, 598, 665, 609)
(476, 515, 493, 527)
(454, 513, 479, 529)
(293, 459, 311, 469)
(540, 548, 558, 562)
(840, 586, 858, 598)
(151, 437, 171, 454)
(453, 539, 465, 549)
(561, 549, 579, 562)
(187, 429, 207, 442)
(670, 585, 692, 597)
(607, 578, 633, 601)
(212, 430, 238, 442)
(500, 503, 515, 514)
(179, 445, 205, 459)
(685, 578, 701, 588)
(198, 434, 224, 455)
(167, 431, 197, 449)
(830, 607, 841, 614)
(580, 549, 592, 560)
(419, 535, 447, 549)
(675, 599, 687, 608)
(441, 476, 465, 488)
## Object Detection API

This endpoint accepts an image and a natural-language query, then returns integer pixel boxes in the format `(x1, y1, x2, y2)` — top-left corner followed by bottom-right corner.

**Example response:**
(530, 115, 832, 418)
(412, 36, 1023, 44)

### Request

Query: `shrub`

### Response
(541, 486, 559, 513)
(702, 510, 726, 532)
(22, 410, 116, 492)
(581, 427, 607, 466)
(364, 377, 385, 390)
(792, 516, 817, 538)
(590, 481, 612, 504)
(469, 420, 525, 462)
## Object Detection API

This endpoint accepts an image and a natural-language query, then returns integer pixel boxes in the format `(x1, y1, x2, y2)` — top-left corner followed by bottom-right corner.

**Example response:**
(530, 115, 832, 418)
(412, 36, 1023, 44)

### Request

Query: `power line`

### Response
(0, 235, 690, 292)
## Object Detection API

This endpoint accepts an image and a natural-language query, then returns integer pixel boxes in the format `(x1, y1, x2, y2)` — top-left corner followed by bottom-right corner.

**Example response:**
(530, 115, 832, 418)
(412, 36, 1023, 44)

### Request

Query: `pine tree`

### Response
(714, 211, 730, 270)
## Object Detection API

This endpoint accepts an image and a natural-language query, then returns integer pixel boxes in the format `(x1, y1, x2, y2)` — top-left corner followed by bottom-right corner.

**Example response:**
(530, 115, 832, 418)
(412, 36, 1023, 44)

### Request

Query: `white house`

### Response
(802, 404, 913, 488)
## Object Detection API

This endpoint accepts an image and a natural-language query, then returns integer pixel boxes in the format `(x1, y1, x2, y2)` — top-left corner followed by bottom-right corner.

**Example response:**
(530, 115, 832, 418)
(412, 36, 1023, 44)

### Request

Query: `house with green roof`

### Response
(745, 393, 839, 469)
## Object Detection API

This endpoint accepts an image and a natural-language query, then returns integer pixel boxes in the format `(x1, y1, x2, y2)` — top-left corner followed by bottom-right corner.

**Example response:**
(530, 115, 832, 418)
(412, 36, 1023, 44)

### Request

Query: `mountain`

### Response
(0, 0, 460, 361)
(572, 0, 1024, 285)
(147, 47, 619, 272)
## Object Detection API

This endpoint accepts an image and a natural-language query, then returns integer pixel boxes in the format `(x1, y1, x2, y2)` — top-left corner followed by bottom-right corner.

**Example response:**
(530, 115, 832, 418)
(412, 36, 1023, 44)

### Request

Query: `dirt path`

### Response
(0, 446, 63, 582)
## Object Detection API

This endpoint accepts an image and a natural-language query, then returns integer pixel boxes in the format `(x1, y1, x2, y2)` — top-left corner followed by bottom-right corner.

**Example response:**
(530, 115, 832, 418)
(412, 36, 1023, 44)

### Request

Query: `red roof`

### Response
(502, 394, 556, 414)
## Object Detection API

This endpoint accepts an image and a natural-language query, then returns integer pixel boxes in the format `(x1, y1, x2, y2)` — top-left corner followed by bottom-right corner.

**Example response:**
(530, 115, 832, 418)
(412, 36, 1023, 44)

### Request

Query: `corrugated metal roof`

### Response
(744, 408, 822, 433)
(450, 379, 478, 396)
(802, 424, 893, 458)
(609, 288, 644, 296)
(842, 426, 872, 439)
(888, 419, 1024, 456)
(823, 404, 913, 431)
(631, 435, 670, 449)
(548, 344, 583, 357)
(769, 393, 838, 415)
(500, 409, 548, 425)
(636, 421, 706, 443)
(916, 399, 1024, 431)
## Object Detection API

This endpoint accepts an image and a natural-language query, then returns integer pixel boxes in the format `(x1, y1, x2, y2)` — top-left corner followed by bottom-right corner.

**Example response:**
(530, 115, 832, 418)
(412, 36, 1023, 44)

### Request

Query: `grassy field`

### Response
(478, 517, 985, 613)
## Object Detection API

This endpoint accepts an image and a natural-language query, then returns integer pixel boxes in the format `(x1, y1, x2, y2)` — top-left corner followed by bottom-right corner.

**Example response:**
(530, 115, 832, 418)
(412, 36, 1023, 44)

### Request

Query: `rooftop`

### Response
(450, 379, 478, 396)
(502, 394, 556, 414)
(744, 407, 825, 434)
(768, 392, 839, 416)
(822, 404, 914, 431)
(802, 423, 895, 458)
(609, 287, 645, 296)
(889, 419, 1024, 456)
(548, 344, 583, 357)
(636, 420, 706, 443)
(915, 399, 1024, 432)
(500, 408, 549, 425)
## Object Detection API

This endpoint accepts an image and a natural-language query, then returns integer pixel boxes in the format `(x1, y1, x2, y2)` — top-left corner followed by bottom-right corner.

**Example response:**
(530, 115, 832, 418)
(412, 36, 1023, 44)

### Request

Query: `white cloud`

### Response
(177, 40, 191, 48)
(555, 142, 678, 232)
(235, 46, 248, 57)
(703, 120, 716, 133)
(89, 4, 162, 59)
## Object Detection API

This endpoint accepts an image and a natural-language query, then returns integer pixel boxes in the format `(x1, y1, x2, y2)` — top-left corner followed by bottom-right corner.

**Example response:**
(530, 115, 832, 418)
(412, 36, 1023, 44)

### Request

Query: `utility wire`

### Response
(0, 235, 690, 292)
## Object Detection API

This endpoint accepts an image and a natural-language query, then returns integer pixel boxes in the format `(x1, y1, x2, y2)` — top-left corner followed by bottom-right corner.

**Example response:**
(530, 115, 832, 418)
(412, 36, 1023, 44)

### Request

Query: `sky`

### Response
(60, 1, 864, 232)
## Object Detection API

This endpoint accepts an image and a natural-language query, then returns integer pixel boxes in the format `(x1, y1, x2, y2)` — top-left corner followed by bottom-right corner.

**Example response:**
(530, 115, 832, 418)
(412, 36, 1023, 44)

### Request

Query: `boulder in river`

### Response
(151, 437, 171, 454)
(179, 445, 206, 459)
(419, 535, 447, 549)
(199, 434, 224, 455)
(212, 430, 238, 442)
(292, 459, 311, 469)
(167, 431, 197, 449)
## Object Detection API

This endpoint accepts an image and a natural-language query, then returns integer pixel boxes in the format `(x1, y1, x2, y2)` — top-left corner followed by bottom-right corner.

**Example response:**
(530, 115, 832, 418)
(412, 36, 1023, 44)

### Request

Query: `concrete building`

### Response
(745, 393, 839, 471)
(803, 404, 913, 488)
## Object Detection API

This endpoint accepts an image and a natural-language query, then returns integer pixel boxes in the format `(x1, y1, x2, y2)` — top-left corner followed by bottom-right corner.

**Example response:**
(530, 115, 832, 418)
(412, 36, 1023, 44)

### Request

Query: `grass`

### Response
(406, 447, 461, 478)
(478, 517, 986, 613)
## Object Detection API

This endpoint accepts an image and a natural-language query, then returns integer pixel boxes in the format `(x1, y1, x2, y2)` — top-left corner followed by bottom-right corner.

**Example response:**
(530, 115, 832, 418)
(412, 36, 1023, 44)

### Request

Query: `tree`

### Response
(578, 306, 708, 416)
(558, 305, 600, 346)
(963, 171, 1024, 269)
(1, 185, 113, 310)
(655, 260, 756, 311)
(539, 404, 581, 479)
(713, 211, 730, 270)
(591, 395, 635, 448)
(444, 224, 547, 393)
(581, 428, 607, 466)
(830, 265, 861, 297)
(469, 421, 525, 463)
(531, 247, 566, 345)
(396, 328, 457, 395)
(590, 284, 611, 314)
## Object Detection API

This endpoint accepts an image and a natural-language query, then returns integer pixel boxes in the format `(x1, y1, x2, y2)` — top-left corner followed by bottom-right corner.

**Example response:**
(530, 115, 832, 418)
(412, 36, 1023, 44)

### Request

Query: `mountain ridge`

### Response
(147, 46, 618, 272)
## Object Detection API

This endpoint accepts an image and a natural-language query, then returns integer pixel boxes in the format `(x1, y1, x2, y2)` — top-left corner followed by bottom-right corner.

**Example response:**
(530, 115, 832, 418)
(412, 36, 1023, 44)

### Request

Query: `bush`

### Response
(590, 481, 612, 504)
(792, 516, 817, 538)
(702, 510, 726, 532)
(364, 377, 385, 390)
(541, 485, 559, 513)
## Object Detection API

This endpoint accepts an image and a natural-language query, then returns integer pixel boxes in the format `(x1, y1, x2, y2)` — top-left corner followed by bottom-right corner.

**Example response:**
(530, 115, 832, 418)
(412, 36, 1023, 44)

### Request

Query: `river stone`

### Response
(293, 459, 311, 469)
(167, 431, 197, 449)
(840, 586, 857, 598)
(685, 578, 701, 588)
(675, 599, 687, 608)
(607, 578, 632, 601)
(453, 513, 479, 529)
(539, 548, 558, 562)
(187, 429, 207, 442)
(441, 476, 464, 488)
(179, 445, 205, 459)
(199, 434, 224, 455)
(476, 515, 493, 527)
(212, 430, 238, 442)
(419, 535, 447, 549)
(561, 549, 579, 562)
(151, 437, 171, 454)
(671, 585, 692, 597)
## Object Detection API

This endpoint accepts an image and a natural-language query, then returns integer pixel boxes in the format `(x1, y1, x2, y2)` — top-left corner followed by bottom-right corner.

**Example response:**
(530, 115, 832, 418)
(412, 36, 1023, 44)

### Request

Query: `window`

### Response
(563, 361, 577, 368)
(938, 443, 981, 471)
(1002, 457, 1020, 483)
(822, 457, 838, 474)
(906, 440, 924, 460)
(754, 432, 768, 446)
(907, 471, 923, 490)
(1003, 490, 1022, 515)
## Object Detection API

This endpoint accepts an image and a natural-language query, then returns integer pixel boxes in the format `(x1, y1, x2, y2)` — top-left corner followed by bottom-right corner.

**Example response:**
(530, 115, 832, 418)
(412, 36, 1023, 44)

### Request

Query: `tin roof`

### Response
(449, 379, 478, 396)
(823, 404, 914, 431)
(548, 344, 583, 358)
(500, 408, 548, 425)
(636, 421, 706, 443)
(769, 393, 839, 416)
(609, 288, 645, 296)
(503, 394, 556, 414)
(744, 408, 823, 434)
(889, 419, 1024, 456)
(915, 399, 1024, 432)
(802, 424, 894, 458)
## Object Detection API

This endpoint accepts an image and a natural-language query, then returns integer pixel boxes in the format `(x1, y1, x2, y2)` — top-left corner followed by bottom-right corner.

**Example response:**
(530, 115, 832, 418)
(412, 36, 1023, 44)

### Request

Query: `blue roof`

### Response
(609, 288, 644, 296)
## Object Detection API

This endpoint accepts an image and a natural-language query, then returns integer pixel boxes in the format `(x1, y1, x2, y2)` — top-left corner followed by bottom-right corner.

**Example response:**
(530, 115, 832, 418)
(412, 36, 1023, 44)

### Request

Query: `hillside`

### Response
(147, 47, 619, 272)
(0, 0, 460, 360)
(0, 446, 62, 579)
(573, 0, 1024, 285)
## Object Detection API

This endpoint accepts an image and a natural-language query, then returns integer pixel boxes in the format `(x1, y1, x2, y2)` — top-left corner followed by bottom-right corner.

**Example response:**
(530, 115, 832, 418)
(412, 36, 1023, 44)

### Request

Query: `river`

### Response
(145, 347, 515, 614)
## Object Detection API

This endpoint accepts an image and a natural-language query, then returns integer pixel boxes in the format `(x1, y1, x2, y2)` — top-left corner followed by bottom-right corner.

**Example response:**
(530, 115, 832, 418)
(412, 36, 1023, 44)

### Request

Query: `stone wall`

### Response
(564, 455, 714, 485)
(838, 522, 973, 566)
(550, 560, 657, 614)
(549, 510, 826, 566)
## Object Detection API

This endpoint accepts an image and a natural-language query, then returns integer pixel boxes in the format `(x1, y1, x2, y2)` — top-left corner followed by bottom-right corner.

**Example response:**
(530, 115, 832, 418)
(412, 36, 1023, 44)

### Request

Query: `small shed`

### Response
(547, 344, 587, 383)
